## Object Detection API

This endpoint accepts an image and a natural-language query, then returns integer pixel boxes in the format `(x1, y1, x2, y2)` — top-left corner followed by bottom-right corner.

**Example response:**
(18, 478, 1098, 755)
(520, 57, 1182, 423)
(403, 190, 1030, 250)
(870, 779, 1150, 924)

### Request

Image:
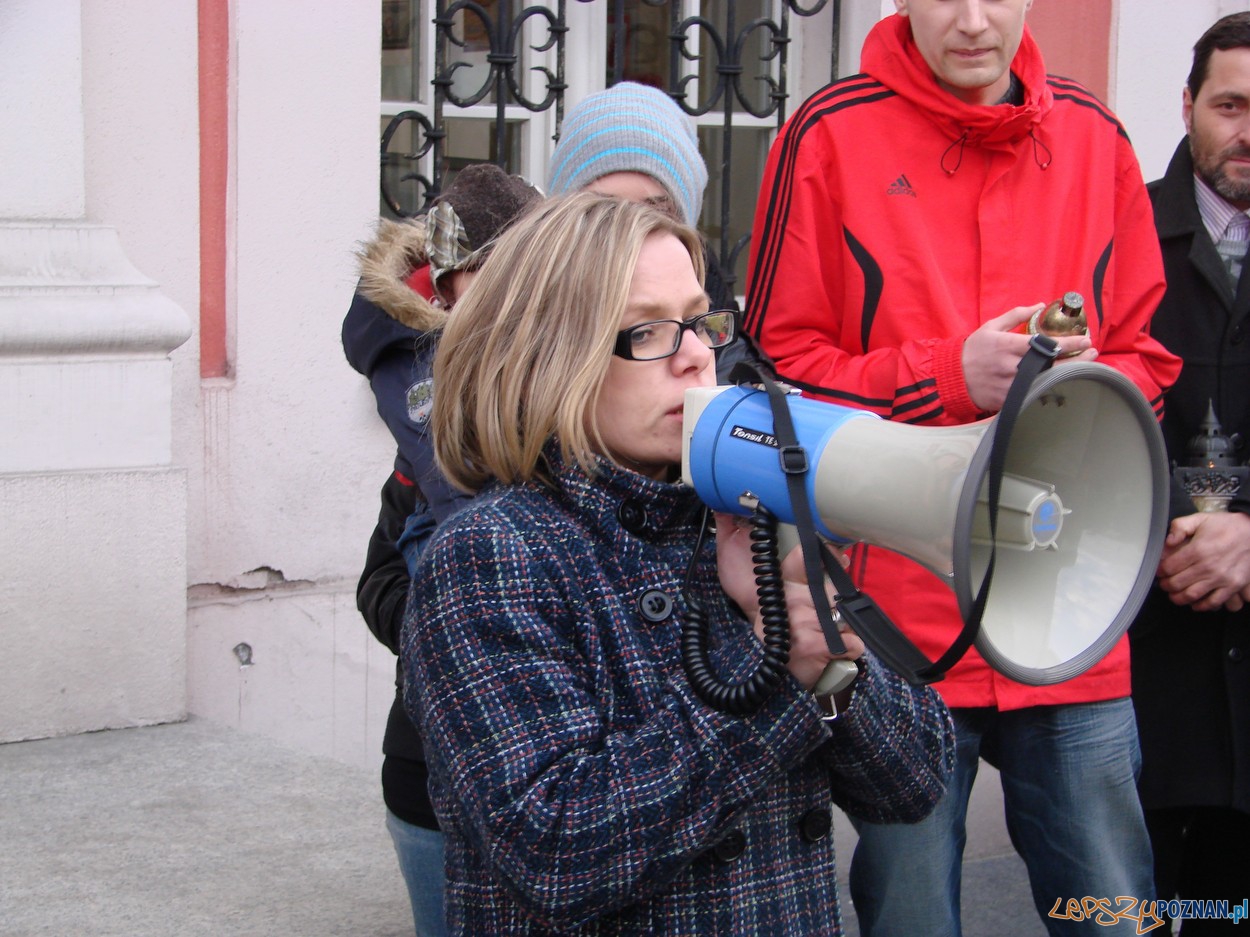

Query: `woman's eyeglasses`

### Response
(613, 309, 739, 361)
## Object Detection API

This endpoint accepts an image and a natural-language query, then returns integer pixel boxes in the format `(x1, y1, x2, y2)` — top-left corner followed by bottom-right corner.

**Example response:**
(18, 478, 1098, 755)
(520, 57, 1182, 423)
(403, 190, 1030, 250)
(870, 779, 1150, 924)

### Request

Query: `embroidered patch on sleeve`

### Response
(406, 378, 434, 424)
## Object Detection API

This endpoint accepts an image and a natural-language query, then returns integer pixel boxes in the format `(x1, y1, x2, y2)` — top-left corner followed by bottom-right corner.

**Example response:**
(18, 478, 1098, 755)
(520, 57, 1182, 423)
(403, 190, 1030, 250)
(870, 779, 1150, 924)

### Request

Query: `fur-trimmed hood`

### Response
(356, 218, 449, 334)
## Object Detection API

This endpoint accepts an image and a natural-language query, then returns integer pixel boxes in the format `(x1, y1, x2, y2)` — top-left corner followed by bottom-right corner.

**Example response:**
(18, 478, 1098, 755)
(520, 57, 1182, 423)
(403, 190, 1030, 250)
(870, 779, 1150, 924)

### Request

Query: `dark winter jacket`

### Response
(343, 219, 468, 523)
(342, 218, 471, 828)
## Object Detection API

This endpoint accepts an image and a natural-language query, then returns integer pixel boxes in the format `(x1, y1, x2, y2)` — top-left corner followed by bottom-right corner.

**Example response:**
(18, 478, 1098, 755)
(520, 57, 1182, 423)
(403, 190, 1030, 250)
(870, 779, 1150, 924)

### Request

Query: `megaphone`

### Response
(681, 361, 1168, 687)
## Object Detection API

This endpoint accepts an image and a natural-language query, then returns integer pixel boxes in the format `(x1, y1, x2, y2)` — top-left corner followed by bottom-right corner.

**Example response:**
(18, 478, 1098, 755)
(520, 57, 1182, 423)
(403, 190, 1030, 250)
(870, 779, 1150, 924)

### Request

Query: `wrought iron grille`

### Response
(380, 0, 838, 293)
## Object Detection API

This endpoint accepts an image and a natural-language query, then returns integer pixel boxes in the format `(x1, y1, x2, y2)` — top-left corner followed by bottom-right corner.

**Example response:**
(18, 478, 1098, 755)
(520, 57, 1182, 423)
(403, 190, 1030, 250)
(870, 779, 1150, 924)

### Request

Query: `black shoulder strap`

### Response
(745, 364, 846, 657)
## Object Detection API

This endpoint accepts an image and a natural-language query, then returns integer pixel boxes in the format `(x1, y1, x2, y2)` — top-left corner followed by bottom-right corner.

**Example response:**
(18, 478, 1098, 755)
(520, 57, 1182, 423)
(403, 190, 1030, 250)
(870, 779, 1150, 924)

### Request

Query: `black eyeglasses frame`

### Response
(612, 309, 740, 361)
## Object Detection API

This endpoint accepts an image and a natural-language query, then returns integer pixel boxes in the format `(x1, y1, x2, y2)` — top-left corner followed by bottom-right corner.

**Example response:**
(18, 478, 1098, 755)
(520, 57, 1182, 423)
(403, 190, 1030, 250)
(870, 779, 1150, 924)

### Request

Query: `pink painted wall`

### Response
(1029, 0, 1113, 102)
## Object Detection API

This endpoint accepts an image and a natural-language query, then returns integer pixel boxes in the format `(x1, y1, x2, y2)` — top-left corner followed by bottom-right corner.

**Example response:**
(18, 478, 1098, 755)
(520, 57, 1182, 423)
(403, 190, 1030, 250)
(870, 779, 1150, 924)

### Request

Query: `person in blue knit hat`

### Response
(548, 82, 708, 227)
(547, 82, 757, 378)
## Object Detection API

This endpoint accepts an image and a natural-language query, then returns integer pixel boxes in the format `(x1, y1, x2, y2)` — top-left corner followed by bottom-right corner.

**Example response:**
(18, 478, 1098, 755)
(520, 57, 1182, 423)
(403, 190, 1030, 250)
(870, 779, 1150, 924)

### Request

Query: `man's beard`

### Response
(1194, 141, 1250, 205)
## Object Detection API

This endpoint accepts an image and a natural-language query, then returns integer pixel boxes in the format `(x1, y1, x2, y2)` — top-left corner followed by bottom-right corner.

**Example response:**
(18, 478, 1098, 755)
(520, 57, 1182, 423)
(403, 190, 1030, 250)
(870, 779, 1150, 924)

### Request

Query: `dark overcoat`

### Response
(1131, 139, 1250, 815)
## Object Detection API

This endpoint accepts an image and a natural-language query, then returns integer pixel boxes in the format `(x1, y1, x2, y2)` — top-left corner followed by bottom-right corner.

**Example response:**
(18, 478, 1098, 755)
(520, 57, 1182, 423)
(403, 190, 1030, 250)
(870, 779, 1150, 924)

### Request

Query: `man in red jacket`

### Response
(746, 2, 1181, 935)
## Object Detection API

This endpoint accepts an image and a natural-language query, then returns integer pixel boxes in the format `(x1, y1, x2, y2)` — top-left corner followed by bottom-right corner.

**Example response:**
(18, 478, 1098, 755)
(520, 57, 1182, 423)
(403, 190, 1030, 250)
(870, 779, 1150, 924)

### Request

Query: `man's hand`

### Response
(1157, 511, 1250, 611)
(962, 304, 1095, 412)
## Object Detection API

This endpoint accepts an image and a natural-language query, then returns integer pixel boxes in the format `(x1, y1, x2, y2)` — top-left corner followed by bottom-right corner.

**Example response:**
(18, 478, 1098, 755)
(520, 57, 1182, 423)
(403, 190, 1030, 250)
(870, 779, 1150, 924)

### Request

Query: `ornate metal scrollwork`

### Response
(380, 0, 839, 292)
(658, 0, 833, 294)
(383, 0, 578, 217)
(381, 109, 441, 216)
(434, 0, 568, 111)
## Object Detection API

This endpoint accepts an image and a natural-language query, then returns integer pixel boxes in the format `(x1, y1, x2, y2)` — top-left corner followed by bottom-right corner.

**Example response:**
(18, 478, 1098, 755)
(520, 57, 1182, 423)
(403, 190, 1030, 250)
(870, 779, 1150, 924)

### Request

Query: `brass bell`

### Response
(1028, 292, 1087, 356)
(1029, 291, 1087, 337)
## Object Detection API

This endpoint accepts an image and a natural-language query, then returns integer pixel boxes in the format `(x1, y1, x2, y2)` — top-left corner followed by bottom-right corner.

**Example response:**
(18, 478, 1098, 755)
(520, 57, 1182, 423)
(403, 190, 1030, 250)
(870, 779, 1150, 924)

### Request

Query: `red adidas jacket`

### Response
(746, 15, 1181, 710)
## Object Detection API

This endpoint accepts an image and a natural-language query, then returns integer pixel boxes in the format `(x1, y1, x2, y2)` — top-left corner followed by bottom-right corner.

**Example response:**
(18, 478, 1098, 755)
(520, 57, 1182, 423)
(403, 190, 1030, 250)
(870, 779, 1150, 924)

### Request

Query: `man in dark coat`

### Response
(1133, 12, 1250, 933)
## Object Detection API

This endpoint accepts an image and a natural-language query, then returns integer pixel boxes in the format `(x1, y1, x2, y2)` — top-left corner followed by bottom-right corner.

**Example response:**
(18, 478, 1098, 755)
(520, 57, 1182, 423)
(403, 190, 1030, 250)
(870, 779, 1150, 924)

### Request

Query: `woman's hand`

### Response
(714, 512, 763, 620)
(715, 513, 864, 691)
(773, 543, 865, 690)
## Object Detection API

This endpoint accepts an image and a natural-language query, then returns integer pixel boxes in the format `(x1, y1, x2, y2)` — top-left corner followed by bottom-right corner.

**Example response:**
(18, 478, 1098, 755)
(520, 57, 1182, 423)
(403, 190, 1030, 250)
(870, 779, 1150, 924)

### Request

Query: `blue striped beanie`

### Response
(546, 82, 708, 226)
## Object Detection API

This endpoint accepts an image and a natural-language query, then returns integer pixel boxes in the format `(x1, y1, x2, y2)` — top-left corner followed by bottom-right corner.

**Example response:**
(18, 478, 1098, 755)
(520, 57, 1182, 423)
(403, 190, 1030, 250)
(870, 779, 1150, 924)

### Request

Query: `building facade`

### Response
(1, 0, 1239, 773)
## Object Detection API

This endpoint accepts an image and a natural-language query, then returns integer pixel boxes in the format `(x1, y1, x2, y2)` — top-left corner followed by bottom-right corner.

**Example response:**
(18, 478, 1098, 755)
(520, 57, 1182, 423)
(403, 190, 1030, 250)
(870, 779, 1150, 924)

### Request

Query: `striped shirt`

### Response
(1193, 171, 1250, 246)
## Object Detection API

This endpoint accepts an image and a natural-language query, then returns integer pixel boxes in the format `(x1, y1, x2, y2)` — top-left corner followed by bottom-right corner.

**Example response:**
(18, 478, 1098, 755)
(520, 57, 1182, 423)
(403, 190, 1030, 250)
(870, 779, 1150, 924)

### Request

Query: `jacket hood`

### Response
(356, 219, 449, 334)
(862, 13, 1051, 149)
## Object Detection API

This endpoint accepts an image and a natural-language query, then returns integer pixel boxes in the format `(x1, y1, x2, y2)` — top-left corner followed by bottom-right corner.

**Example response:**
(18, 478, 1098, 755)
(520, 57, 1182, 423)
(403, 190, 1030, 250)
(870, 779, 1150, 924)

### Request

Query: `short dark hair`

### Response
(1188, 12, 1250, 97)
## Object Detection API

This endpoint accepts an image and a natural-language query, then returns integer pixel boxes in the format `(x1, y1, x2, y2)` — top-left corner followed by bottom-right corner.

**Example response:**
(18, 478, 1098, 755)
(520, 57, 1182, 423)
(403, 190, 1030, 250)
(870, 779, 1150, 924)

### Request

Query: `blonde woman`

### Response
(400, 192, 953, 935)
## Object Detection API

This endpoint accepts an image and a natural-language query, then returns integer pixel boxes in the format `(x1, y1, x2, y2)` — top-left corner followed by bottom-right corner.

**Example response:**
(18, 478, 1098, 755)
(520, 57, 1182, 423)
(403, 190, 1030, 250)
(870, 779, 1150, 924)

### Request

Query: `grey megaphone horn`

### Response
(681, 357, 1169, 691)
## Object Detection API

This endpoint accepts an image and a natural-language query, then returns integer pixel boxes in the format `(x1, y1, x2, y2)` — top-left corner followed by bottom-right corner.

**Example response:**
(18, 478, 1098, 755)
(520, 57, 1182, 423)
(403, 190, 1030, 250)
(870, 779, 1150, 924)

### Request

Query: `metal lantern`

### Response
(1172, 400, 1249, 512)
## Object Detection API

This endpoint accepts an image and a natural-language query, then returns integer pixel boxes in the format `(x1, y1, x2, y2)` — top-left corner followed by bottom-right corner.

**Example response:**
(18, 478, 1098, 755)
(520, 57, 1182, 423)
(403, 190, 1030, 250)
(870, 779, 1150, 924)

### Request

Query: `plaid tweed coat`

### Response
(401, 451, 953, 935)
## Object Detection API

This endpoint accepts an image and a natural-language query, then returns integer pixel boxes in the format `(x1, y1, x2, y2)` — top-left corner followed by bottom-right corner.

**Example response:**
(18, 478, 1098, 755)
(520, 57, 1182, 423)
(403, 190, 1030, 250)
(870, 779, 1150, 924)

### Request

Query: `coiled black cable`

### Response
(681, 505, 792, 715)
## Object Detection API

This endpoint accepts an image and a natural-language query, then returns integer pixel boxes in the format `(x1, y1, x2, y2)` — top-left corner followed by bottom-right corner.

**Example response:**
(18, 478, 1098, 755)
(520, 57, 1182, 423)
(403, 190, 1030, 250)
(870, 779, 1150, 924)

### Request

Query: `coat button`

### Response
(1232, 326, 1246, 346)
(1230, 647, 1244, 664)
(617, 500, 648, 534)
(712, 829, 746, 863)
(637, 589, 673, 623)
(800, 808, 832, 842)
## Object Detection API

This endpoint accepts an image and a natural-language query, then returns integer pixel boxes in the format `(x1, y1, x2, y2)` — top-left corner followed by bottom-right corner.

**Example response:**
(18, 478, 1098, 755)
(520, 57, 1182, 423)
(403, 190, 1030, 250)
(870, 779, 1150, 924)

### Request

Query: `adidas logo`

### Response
(886, 174, 917, 197)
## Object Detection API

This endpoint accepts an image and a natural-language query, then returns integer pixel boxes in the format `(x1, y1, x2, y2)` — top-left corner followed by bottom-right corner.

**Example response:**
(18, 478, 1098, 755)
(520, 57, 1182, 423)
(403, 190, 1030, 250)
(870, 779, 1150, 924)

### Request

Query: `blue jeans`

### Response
(849, 700, 1153, 937)
(386, 810, 447, 937)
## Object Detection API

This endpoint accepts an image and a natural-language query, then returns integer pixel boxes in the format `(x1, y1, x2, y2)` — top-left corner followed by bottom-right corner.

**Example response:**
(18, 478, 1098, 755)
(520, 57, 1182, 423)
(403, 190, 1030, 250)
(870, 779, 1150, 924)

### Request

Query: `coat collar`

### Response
(355, 219, 449, 334)
(1153, 138, 1243, 309)
(1153, 139, 1205, 240)
(541, 444, 704, 543)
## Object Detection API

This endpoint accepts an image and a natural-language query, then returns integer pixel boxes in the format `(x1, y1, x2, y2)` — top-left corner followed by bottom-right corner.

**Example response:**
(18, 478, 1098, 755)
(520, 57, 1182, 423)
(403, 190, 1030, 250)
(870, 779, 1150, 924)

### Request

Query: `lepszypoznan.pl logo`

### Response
(1048, 897, 1248, 933)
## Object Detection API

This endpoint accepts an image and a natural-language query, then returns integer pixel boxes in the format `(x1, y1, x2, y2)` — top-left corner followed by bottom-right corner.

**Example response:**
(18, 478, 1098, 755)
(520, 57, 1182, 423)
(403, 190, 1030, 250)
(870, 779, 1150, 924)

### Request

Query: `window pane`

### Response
(699, 124, 771, 297)
(380, 113, 435, 217)
(443, 117, 522, 175)
(381, 0, 422, 102)
(697, 0, 773, 115)
(607, 3, 672, 88)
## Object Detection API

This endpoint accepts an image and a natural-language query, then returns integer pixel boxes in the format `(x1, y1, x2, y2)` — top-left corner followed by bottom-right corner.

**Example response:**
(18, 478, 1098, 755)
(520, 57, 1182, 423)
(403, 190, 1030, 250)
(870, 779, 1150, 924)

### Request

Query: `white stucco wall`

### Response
(1114, 0, 1250, 183)
(1, 0, 193, 741)
(2, 1, 397, 764)
(218, 0, 387, 581)
(1, 470, 187, 739)
(81, 0, 202, 462)
(81, 0, 388, 584)
(179, 1, 399, 771)
(0, 2, 85, 218)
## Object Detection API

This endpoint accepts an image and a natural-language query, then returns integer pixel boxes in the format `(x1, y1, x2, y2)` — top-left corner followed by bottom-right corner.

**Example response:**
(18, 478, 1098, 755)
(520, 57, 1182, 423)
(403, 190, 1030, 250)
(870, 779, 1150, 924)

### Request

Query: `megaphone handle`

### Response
(819, 547, 946, 686)
(813, 659, 859, 697)
(773, 525, 860, 697)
